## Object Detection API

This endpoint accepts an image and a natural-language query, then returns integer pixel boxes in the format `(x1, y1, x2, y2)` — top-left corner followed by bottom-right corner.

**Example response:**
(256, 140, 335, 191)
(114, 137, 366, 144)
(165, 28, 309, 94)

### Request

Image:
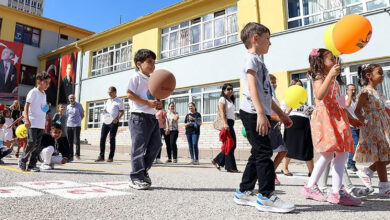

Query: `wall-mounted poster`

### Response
(0, 40, 24, 100)
(45, 58, 60, 106)
(59, 52, 77, 104)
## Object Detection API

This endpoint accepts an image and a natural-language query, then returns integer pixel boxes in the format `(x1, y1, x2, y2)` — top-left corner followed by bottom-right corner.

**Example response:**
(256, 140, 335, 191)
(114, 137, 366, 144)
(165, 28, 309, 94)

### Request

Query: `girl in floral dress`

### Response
(354, 64, 390, 197)
(301, 48, 362, 206)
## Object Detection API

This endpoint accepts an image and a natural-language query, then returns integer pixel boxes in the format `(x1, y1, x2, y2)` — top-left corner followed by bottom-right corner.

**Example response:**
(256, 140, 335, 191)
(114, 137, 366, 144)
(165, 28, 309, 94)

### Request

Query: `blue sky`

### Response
(43, 0, 184, 33)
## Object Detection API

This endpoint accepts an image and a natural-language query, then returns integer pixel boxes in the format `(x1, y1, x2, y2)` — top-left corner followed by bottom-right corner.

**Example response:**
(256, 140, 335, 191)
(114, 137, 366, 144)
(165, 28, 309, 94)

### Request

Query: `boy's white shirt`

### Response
(26, 87, 47, 129)
(127, 71, 156, 115)
(240, 52, 272, 115)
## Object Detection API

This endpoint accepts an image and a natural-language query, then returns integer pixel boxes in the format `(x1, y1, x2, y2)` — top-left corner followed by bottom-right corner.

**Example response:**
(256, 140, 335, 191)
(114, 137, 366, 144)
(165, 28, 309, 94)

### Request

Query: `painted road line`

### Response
(88, 182, 130, 190)
(17, 180, 87, 190)
(0, 165, 32, 174)
(45, 187, 131, 199)
(0, 186, 43, 198)
(63, 164, 123, 174)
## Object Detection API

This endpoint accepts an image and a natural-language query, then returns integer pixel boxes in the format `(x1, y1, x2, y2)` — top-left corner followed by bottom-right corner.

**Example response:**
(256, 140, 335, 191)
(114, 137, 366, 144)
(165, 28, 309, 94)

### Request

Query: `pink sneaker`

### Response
(301, 184, 327, 202)
(327, 189, 362, 206)
(275, 176, 281, 185)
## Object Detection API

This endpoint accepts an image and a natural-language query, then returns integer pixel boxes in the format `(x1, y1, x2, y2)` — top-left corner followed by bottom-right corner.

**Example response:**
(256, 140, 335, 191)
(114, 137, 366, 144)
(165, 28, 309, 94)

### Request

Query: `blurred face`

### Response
(169, 104, 175, 111)
(368, 67, 384, 85)
(137, 58, 155, 75)
(13, 100, 19, 108)
(58, 105, 66, 113)
(347, 85, 357, 96)
(1, 48, 14, 61)
(224, 86, 234, 97)
(50, 128, 62, 140)
(66, 64, 72, 75)
(69, 95, 75, 104)
(188, 104, 195, 112)
(253, 33, 271, 54)
(323, 52, 337, 72)
(270, 77, 277, 89)
(108, 88, 116, 98)
(37, 78, 51, 91)
(295, 81, 303, 87)
(3, 110, 10, 117)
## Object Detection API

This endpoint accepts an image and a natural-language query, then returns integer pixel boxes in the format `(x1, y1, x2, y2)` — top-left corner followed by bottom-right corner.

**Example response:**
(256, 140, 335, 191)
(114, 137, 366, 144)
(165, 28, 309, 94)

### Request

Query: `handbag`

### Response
(213, 98, 226, 130)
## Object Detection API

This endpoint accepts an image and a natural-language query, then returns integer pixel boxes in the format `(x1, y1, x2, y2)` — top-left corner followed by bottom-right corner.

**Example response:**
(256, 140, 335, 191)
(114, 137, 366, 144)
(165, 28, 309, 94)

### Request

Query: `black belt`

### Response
(131, 112, 155, 118)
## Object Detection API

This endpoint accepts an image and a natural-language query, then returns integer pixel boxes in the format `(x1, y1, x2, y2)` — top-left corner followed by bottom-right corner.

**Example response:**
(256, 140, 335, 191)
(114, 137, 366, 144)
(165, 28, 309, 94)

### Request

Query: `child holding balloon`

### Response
(0, 116, 14, 164)
(301, 48, 363, 206)
(19, 71, 51, 172)
(353, 64, 390, 197)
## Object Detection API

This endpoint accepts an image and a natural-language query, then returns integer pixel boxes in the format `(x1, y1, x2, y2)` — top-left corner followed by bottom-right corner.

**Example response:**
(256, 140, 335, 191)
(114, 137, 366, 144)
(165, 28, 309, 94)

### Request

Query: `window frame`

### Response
(87, 98, 131, 129)
(160, 5, 238, 59)
(286, 0, 390, 29)
(14, 23, 41, 47)
(91, 39, 133, 77)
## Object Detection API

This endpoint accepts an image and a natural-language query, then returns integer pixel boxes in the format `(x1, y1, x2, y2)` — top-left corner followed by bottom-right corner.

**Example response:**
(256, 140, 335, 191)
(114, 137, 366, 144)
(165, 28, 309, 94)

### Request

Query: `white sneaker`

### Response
(256, 192, 295, 213)
(193, 160, 200, 165)
(378, 182, 390, 198)
(356, 170, 373, 189)
(40, 164, 53, 170)
(233, 190, 257, 207)
(155, 159, 163, 164)
(345, 186, 370, 197)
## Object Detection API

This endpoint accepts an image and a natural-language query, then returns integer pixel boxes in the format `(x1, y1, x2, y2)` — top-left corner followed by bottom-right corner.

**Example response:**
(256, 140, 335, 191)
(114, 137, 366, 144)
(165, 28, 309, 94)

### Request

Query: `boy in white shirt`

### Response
(127, 49, 162, 190)
(19, 71, 51, 172)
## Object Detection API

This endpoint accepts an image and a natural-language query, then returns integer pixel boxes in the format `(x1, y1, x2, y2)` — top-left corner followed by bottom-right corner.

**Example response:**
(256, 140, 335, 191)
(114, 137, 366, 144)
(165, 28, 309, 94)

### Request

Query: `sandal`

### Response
(211, 160, 221, 170)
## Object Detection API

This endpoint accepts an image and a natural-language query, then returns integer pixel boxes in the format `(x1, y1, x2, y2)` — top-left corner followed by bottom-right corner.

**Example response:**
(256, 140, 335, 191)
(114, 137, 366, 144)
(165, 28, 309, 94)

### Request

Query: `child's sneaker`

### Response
(0, 159, 4, 165)
(301, 184, 327, 202)
(345, 186, 370, 197)
(233, 190, 257, 206)
(40, 164, 53, 170)
(378, 182, 390, 198)
(356, 169, 373, 189)
(28, 166, 40, 172)
(327, 189, 361, 206)
(18, 159, 27, 171)
(144, 171, 152, 185)
(256, 192, 295, 213)
(129, 180, 151, 190)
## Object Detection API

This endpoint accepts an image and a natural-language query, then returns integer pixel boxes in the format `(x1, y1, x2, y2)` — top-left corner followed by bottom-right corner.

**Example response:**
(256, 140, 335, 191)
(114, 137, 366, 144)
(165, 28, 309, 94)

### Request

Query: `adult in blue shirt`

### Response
(66, 94, 84, 161)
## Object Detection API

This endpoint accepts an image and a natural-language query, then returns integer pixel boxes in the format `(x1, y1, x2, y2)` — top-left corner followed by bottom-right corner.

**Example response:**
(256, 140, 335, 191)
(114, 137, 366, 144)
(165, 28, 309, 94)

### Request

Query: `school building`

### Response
(38, 0, 390, 158)
(0, 4, 93, 105)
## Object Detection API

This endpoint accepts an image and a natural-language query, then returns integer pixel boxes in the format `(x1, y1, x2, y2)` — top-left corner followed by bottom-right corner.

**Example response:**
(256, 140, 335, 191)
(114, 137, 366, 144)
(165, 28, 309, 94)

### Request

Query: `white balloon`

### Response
(102, 114, 113, 125)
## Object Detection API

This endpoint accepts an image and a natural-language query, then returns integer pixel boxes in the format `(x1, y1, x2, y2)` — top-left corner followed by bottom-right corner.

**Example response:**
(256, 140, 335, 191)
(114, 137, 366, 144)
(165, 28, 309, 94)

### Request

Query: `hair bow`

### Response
(310, 48, 320, 57)
(361, 64, 370, 70)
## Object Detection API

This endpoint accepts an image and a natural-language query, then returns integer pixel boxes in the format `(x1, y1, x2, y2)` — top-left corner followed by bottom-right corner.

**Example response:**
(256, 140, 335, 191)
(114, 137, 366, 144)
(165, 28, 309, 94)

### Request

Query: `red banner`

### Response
(45, 58, 60, 106)
(0, 40, 24, 97)
(60, 52, 77, 103)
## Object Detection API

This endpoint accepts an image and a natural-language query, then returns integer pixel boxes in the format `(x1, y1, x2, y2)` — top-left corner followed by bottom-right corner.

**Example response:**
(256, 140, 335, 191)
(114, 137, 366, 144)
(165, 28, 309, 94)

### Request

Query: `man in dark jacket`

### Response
(0, 48, 18, 93)
(33, 123, 69, 170)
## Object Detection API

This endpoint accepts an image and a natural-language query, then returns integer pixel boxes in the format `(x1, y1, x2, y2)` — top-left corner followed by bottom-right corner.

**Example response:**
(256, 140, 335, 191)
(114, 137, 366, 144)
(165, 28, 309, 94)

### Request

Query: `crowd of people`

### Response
(0, 21, 389, 214)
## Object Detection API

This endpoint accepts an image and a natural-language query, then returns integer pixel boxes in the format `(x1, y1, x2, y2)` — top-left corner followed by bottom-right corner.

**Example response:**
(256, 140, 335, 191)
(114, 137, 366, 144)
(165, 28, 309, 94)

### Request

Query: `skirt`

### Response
(269, 120, 287, 153)
(284, 116, 314, 161)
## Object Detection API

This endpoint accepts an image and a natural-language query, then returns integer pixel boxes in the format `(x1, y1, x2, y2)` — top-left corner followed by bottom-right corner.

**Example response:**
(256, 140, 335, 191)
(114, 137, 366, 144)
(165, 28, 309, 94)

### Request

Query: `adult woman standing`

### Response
(184, 102, 202, 165)
(167, 102, 179, 163)
(282, 79, 314, 176)
(211, 84, 238, 172)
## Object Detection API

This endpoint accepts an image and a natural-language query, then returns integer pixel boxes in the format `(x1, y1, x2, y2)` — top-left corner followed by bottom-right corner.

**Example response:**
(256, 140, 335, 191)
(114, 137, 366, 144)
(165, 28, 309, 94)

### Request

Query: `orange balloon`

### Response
(333, 14, 372, 54)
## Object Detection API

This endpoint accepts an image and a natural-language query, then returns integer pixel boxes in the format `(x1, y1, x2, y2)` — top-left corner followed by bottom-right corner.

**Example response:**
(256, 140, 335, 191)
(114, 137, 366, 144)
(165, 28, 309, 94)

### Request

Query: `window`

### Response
(287, 0, 390, 29)
(87, 98, 131, 128)
(161, 6, 238, 59)
(91, 39, 132, 76)
(25, 0, 30, 5)
(31, 1, 36, 7)
(20, 64, 38, 86)
(60, 34, 68, 40)
(162, 81, 240, 123)
(14, 23, 41, 47)
(37, 2, 41, 9)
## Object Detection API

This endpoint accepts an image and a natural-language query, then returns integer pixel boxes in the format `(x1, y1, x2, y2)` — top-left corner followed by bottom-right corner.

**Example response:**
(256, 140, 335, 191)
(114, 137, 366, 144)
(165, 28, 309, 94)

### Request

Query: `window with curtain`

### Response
(161, 6, 238, 59)
(287, 0, 390, 29)
(91, 40, 132, 77)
